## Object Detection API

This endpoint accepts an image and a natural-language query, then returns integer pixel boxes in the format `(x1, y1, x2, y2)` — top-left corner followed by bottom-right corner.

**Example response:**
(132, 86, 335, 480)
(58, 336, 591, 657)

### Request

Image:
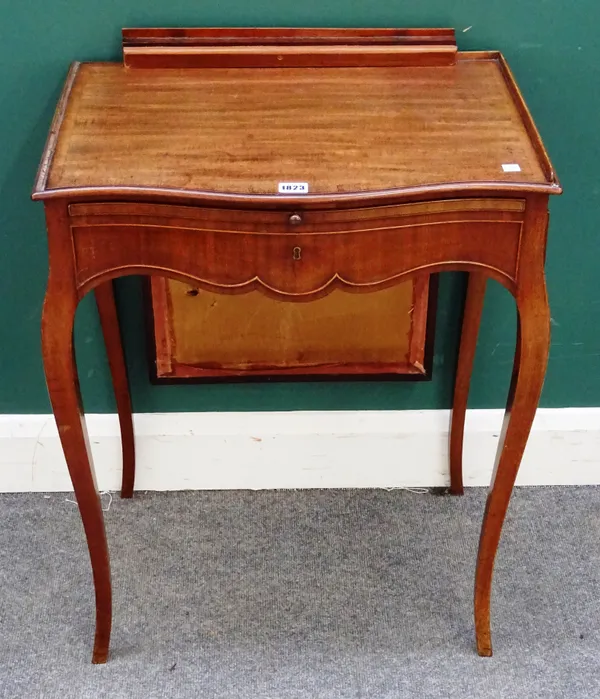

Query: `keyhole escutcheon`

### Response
(292, 246, 302, 260)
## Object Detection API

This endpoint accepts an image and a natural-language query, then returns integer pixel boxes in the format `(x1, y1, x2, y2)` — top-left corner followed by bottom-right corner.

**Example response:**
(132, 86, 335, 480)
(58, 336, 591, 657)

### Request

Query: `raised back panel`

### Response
(122, 27, 457, 68)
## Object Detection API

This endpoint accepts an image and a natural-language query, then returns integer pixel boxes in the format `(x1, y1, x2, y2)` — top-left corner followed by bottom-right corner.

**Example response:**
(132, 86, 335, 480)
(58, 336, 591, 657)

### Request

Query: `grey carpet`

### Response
(1, 488, 599, 699)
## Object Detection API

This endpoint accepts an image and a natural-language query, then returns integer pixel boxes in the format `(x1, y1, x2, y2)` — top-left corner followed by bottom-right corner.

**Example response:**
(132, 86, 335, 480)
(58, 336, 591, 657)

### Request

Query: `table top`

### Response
(34, 51, 560, 204)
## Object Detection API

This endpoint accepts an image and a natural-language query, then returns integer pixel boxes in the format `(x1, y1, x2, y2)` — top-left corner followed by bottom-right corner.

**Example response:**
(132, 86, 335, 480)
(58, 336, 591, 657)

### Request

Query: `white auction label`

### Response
(278, 182, 309, 194)
(502, 163, 521, 172)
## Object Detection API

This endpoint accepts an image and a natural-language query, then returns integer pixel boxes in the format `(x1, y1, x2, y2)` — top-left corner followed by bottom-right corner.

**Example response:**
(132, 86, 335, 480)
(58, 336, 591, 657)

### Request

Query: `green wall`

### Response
(1, 2, 598, 413)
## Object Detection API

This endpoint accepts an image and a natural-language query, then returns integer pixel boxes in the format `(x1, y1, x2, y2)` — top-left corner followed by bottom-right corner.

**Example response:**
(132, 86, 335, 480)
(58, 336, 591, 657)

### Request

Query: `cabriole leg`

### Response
(450, 272, 487, 495)
(95, 281, 135, 498)
(42, 283, 112, 664)
(473, 280, 550, 656)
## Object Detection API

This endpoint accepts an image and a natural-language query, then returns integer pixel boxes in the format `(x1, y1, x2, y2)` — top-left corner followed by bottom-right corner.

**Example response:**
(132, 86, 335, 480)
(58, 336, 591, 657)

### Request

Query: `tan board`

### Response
(150, 276, 432, 379)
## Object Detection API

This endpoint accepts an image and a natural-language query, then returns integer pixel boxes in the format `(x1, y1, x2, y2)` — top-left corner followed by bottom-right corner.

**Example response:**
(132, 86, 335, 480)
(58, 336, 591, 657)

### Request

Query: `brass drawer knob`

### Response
(288, 213, 303, 226)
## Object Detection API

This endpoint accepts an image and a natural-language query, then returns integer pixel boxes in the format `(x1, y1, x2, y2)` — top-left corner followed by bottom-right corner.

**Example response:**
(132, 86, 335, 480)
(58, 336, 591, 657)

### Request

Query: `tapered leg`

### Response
(95, 282, 135, 498)
(449, 272, 487, 495)
(473, 282, 550, 656)
(42, 286, 112, 664)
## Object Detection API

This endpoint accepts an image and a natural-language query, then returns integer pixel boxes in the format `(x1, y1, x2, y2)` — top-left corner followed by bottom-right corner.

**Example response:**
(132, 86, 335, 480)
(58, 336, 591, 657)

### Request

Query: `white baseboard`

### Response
(0, 409, 599, 492)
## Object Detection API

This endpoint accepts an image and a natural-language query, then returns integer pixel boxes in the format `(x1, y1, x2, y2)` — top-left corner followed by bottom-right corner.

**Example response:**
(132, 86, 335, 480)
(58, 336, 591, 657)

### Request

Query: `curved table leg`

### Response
(94, 281, 135, 499)
(473, 279, 550, 656)
(449, 272, 487, 495)
(42, 284, 112, 664)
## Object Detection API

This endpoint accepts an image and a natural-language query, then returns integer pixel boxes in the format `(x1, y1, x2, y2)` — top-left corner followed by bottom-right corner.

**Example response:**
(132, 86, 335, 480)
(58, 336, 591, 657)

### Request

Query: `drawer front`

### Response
(69, 198, 525, 233)
(70, 199, 524, 295)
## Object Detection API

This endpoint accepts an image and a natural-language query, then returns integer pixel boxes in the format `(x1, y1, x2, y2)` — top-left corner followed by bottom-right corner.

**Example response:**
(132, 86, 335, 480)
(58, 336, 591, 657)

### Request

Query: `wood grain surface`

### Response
(43, 57, 552, 198)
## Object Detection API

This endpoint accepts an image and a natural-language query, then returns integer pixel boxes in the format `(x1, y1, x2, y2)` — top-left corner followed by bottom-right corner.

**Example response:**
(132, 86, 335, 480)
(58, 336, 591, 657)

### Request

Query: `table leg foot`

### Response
(476, 642, 493, 657)
(473, 283, 549, 657)
(449, 272, 487, 496)
(92, 644, 109, 664)
(95, 281, 135, 499)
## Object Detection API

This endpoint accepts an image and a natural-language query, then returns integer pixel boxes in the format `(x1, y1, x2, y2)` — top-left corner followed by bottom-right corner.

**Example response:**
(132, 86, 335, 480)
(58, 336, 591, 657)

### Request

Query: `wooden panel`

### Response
(122, 27, 457, 46)
(122, 46, 457, 69)
(122, 27, 457, 69)
(150, 278, 430, 379)
(45, 58, 550, 197)
(72, 217, 522, 296)
(69, 197, 526, 224)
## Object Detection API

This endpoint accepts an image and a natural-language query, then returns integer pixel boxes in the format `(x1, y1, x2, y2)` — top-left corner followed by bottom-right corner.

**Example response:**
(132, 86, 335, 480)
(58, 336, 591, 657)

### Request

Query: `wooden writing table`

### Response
(32, 28, 561, 663)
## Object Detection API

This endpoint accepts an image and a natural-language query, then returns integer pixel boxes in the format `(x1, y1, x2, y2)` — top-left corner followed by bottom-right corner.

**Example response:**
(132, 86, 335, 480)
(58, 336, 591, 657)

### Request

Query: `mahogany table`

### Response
(32, 28, 561, 663)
